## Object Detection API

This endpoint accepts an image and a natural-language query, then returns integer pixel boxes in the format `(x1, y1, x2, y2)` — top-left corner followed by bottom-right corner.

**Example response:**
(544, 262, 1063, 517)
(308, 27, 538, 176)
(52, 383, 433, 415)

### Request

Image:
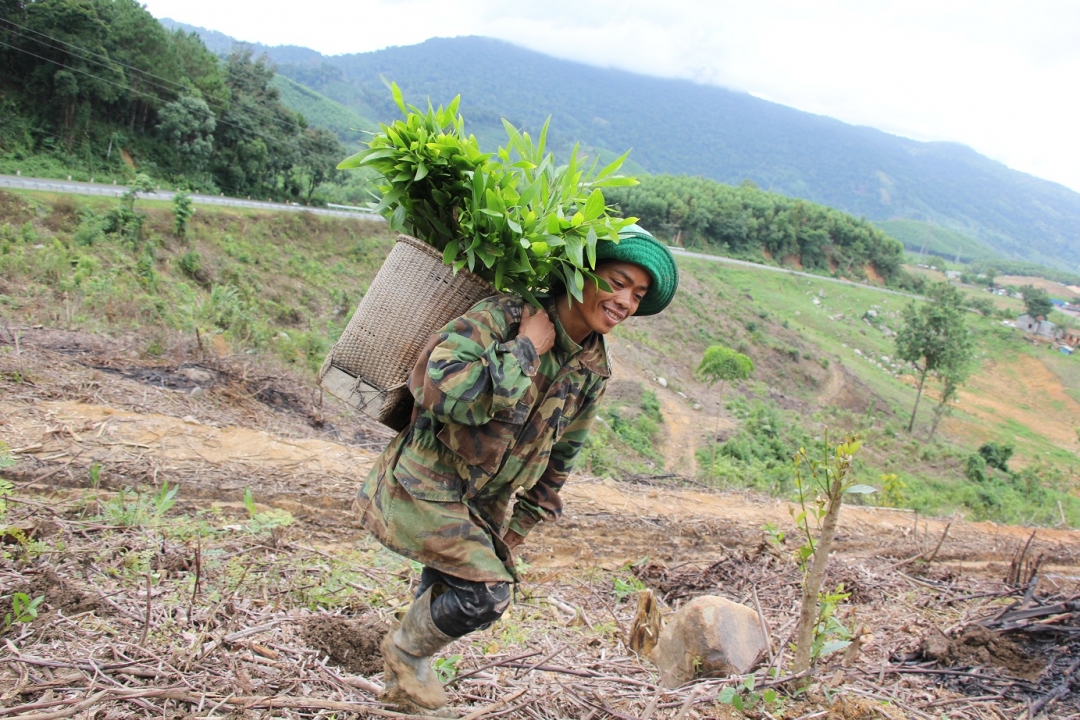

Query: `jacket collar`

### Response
(548, 300, 612, 378)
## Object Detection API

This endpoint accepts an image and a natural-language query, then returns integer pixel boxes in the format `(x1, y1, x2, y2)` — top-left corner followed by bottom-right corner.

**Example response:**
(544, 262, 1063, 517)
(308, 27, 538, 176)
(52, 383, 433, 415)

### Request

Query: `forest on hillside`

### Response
(609, 175, 908, 284)
(0, 0, 343, 201)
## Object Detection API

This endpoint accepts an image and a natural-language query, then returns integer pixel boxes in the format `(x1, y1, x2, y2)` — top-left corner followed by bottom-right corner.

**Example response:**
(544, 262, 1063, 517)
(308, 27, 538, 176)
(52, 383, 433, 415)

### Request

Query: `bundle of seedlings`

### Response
(320, 83, 637, 428)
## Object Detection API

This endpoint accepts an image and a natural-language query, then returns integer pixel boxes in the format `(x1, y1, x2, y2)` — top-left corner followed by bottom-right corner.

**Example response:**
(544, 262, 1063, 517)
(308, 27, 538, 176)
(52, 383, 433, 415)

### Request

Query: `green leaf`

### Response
(442, 240, 460, 266)
(585, 227, 598, 268)
(414, 162, 429, 181)
(592, 175, 639, 188)
(519, 176, 543, 207)
(547, 214, 562, 235)
(472, 169, 486, 207)
(391, 203, 406, 231)
(732, 694, 744, 712)
(594, 148, 631, 181)
(390, 81, 406, 114)
(820, 640, 852, 657)
(583, 188, 605, 221)
(844, 484, 878, 495)
(717, 687, 736, 705)
(565, 233, 584, 267)
(485, 188, 506, 214)
(763, 689, 777, 704)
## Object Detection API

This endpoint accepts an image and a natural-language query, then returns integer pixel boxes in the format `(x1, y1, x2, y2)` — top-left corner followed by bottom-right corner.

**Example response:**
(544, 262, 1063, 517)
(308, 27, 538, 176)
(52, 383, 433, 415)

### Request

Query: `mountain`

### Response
(160, 23, 1080, 272)
(269, 75, 376, 147)
(875, 220, 1003, 265)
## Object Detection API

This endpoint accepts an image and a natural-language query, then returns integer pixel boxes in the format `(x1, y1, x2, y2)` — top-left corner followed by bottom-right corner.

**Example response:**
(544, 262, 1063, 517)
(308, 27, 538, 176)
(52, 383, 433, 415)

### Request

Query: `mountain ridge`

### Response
(159, 21, 1080, 272)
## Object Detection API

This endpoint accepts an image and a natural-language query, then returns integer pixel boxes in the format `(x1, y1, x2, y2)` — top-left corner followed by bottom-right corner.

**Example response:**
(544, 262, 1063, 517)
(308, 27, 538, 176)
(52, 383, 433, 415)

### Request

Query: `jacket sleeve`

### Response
(413, 300, 540, 427)
(508, 380, 606, 537)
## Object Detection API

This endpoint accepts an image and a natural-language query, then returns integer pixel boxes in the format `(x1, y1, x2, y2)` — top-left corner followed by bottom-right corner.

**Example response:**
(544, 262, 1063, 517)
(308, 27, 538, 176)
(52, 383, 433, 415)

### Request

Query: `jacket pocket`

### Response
(395, 444, 464, 503)
(438, 399, 530, 476)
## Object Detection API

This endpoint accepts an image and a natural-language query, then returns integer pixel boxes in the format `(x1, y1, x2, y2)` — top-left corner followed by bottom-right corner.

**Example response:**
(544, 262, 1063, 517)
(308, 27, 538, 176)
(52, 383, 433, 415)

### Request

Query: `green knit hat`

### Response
(595, 224, 679, 316)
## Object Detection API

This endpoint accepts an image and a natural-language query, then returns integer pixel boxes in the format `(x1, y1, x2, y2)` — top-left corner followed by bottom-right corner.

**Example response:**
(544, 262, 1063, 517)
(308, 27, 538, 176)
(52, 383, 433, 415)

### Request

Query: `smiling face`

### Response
(557, 261, 651, 344)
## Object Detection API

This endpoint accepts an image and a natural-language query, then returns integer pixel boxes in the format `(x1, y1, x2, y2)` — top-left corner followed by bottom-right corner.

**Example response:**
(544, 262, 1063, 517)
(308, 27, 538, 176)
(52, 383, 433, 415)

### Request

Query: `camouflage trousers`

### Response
(415, 567, 511, 638)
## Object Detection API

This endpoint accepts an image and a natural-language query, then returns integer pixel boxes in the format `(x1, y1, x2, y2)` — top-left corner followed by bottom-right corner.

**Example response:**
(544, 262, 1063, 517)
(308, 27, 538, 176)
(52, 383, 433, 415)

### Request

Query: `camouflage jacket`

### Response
(355, 294, 610, 583)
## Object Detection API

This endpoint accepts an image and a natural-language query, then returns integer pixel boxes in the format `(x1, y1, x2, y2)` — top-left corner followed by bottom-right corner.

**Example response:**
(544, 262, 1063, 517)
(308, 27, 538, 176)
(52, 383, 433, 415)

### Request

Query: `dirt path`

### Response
(817, 356, 845, 407)
(608, 345, 732, 477)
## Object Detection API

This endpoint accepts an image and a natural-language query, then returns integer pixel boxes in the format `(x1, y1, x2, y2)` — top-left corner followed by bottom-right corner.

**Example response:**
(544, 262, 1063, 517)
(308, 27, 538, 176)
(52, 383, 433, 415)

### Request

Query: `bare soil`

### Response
(944, 352, 1080, 452)
(996, 276, 1080, 302)
(4, 325, 1080, 718)
(302, 615, 389, 676)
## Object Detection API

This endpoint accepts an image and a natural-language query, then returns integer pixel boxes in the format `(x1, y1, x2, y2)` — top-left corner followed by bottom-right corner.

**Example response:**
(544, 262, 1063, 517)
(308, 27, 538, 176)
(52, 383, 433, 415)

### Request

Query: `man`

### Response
(355, 224, 678, 710)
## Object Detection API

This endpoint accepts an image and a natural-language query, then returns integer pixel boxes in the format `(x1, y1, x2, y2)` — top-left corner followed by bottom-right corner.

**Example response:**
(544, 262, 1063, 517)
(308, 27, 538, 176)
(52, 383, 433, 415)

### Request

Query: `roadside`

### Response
(0, 173, 383, 221)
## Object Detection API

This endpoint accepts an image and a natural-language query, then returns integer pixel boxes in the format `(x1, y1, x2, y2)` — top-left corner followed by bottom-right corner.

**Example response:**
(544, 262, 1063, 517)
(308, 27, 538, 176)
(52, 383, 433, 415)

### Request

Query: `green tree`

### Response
(211, 49, 303, 200)
(695, 345, 753, 478)
(1021, 285, 1054, 319)
(296, 126, 343, 204)
(158, 94, 216, 174)
(895, 282, 973, 433)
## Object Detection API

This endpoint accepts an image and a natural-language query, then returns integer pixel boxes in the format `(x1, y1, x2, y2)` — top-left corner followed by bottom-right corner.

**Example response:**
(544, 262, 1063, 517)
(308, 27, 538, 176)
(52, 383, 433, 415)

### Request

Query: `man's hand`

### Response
(503, 529, 525, 551)
(519, 306, 555, 356)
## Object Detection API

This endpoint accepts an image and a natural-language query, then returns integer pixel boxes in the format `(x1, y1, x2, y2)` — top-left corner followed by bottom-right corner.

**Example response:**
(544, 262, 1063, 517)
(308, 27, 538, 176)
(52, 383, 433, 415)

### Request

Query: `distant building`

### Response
(1016, 313, 1060, 339)
(1062, 327, 1080, 347)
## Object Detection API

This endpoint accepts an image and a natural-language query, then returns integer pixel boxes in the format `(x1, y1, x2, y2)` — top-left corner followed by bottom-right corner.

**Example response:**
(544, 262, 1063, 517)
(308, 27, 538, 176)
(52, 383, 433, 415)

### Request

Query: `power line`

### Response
(1, 17, 192, 100)
(0, 18, 310, 136)
(0, 38, 299, 147)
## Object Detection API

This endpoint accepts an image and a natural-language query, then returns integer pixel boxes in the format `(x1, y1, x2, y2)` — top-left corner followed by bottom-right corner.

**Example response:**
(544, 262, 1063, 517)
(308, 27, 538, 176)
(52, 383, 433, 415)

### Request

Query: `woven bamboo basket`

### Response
(319, 234, 495, 431)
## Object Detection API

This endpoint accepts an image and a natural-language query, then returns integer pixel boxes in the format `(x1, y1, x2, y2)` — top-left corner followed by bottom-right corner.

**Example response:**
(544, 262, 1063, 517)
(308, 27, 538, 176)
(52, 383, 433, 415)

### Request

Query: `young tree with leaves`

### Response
(172, 191, 195, 239)
(790, 434, 869, 681)
(694, 345, 753, 478)
(895, 282, 974, 433)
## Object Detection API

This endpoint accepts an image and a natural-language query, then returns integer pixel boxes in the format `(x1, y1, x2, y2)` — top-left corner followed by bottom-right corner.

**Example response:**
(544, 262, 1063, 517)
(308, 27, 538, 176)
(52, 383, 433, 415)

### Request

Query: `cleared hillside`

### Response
(5, 189, 1080, 718)
(2, 188, 1077, 529)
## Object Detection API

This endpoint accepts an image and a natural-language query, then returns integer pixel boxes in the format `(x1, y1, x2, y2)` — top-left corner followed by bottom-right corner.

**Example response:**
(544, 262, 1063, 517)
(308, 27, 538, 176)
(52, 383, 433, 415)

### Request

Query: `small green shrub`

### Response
(178, 251, 202, 279)
(978, 442, 1014, 472)
(964, 453, 987, 483)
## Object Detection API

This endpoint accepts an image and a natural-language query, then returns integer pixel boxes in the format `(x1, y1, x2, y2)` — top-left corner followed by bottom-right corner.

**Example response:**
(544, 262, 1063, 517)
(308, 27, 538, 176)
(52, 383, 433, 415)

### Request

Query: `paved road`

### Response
(0, 174, 384, 221)
(670, 247, 924, 300)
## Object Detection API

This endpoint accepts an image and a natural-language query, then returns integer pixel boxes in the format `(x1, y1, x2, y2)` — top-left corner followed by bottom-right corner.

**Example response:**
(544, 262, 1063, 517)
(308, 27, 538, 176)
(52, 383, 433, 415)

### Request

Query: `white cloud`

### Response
(142, 0, 1080, 191)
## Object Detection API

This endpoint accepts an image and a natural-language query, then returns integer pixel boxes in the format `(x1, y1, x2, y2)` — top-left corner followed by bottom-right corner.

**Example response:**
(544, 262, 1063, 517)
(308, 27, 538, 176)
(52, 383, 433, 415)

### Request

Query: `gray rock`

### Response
(650, 595, 768, 688)
(180, 367, 215, 384)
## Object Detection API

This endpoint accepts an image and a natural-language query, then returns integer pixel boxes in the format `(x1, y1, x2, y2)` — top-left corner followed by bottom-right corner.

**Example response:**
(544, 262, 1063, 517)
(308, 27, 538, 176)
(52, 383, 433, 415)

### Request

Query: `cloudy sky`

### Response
(142, 0, 1080, 193)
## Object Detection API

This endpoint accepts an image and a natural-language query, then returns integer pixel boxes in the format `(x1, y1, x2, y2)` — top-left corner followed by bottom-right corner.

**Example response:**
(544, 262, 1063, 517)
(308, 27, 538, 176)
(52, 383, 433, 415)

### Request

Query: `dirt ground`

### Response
(8, 327, 1077, 575)
(4, 326, 1080, 718)
(996, 276, 1080, 302)
(944, 352, 1080, 452)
